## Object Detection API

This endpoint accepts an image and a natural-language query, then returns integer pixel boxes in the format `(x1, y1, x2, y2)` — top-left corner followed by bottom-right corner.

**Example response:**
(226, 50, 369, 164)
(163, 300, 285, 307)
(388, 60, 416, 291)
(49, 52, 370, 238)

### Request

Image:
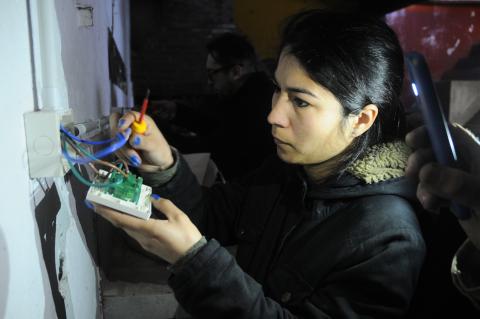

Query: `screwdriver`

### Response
(131, 89, 150, 134)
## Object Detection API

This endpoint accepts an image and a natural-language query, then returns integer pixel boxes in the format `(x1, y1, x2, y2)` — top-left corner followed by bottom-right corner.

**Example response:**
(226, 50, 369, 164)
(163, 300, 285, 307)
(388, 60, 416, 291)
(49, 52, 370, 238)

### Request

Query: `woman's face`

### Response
(268, 52, 355, 165)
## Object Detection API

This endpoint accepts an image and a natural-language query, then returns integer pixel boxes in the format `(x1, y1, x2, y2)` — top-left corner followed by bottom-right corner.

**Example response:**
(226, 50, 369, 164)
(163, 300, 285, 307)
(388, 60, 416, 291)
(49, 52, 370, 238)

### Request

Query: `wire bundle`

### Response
(60, 125, 130, 188)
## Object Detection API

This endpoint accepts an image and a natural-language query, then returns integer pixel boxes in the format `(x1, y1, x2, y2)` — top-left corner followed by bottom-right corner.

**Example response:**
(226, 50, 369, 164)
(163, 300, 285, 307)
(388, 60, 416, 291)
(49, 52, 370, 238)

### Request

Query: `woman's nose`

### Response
(268, 92, 289, 128)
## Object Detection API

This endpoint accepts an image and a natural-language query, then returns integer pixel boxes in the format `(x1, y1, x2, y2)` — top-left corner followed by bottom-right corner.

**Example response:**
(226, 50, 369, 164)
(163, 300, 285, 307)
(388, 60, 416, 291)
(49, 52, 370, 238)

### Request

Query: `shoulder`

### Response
(339, 194, 423, 244)
(353, 194, 417, 223)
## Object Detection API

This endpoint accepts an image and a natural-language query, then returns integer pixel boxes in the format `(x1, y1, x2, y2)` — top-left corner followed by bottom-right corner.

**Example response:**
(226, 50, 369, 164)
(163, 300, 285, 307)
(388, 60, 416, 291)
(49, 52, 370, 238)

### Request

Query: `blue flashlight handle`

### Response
(405, 52, 471, 220)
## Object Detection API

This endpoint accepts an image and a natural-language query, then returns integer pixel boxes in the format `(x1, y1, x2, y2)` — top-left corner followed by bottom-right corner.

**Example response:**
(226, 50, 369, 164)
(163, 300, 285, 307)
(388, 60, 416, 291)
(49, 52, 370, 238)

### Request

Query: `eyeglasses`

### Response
(207, 64, 237, 81)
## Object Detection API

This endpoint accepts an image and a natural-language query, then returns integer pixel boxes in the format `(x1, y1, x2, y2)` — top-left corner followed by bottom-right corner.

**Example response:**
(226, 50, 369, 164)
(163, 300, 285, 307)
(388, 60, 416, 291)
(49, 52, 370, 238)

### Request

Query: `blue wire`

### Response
(63, 131, 129, 164)
(62, 138, 123, 188)
(62, 139, 100, 163)
(60, 125, 115, 145)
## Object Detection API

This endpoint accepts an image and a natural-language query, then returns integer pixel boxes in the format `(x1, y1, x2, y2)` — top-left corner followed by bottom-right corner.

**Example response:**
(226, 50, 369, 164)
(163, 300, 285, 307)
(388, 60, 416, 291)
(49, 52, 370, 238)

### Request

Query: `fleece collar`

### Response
(346, 140, 411, 184)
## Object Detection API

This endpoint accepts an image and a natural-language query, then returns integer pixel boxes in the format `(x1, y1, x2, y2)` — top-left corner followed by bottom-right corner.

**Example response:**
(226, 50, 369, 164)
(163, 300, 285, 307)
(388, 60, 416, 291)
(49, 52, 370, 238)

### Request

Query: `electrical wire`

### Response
(60, 125, 115, 145)
(63, 135, 128, 178)
(61, 131, 129, 164)
(117, 158, 130, 173)
(88, 163, 100, 175)
(63, 133, 100, 162)
(62, 137, 123, 188)
(93, 161, 128, 178)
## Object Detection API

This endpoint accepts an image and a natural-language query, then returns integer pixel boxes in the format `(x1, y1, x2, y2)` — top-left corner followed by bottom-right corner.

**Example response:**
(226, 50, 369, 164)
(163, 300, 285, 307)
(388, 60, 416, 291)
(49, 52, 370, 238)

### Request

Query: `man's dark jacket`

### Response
(151, 154, 426, 318)
(167, 71, 275, 181)
(207, 71, 275, 180)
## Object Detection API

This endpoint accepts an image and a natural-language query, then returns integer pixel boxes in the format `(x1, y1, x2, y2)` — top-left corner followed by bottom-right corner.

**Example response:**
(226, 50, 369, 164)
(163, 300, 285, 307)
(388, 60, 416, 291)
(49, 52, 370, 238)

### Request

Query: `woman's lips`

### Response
(273, 136, 288, 145)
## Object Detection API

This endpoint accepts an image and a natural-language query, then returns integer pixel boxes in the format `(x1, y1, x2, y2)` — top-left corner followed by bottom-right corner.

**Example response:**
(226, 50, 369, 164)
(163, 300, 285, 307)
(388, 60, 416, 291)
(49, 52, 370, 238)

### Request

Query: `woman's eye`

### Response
(293, 97, 310, 108)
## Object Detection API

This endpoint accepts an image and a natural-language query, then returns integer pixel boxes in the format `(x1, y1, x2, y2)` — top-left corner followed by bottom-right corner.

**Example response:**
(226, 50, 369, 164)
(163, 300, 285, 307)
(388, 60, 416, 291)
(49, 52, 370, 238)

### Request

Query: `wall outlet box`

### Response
(24, 109, 73, 178)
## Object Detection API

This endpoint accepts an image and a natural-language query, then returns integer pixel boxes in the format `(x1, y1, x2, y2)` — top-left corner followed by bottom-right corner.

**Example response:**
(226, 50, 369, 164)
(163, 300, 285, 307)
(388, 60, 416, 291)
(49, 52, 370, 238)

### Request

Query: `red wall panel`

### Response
(386, 4, 480, 80)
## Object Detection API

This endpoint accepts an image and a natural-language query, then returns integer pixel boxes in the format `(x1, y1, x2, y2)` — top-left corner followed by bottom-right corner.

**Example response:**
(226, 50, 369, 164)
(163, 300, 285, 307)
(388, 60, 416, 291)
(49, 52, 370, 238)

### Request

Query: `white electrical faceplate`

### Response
(24, 109, 73, 178)
(86, 183, 152, 220)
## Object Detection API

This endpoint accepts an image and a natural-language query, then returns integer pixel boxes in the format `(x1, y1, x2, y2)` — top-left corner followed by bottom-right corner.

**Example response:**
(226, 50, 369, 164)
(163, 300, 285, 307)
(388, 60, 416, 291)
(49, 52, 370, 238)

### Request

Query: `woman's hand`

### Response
(93, 196, 203, 264)
(405, 124, 480, 249)
(110, 112, 174, 172)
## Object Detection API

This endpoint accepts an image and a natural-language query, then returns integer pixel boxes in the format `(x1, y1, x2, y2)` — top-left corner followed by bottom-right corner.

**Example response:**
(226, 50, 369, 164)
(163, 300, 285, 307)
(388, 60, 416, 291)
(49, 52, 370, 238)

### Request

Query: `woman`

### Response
(96, 10, 425, 318)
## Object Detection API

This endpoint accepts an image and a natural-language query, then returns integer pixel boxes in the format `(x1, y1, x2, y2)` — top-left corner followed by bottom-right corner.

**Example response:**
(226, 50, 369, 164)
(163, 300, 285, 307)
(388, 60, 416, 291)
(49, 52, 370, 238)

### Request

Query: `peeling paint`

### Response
(447, 38, 461, 56)
(55, 178, 75, 319)
(58, 256, 64, 281)
(76, 6, 94, 27)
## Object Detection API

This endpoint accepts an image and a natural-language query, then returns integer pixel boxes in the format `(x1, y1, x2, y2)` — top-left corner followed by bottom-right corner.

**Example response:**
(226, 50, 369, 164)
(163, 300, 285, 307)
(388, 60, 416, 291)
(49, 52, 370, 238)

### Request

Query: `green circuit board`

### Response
(104, 171, 143, 204)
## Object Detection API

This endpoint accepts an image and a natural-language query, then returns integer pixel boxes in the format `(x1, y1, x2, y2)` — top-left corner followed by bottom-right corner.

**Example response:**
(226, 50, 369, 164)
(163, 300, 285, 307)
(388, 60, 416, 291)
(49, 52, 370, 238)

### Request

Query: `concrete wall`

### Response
(130, 0, 235, 99)
(0, 0, 131, 318)
(0, 1, 57, 318)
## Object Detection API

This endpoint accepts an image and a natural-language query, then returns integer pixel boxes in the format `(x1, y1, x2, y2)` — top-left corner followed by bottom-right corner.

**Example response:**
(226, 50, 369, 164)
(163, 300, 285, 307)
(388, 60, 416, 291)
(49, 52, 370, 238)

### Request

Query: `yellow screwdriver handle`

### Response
(131, 120, 147, 134)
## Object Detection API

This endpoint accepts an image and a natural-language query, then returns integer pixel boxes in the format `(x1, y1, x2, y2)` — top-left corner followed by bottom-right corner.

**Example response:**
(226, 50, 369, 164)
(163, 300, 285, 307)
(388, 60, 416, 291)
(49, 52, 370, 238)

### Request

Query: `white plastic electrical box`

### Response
(24, 109, 73, 178)
(86, 182, 152, 220)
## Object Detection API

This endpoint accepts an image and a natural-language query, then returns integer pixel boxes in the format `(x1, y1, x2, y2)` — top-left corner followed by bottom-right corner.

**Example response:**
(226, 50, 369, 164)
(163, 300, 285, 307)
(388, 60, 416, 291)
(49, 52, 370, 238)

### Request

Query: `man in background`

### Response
(156, 33, 275, 181)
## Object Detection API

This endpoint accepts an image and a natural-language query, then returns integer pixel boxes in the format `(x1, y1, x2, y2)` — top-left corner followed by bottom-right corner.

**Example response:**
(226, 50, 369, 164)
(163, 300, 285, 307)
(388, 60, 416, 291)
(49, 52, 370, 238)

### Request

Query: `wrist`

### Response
(158, 152, 175, 170)
(140, 147, 177, 172)
(139, 148, 180, 187)
(168, 236, 208, 273)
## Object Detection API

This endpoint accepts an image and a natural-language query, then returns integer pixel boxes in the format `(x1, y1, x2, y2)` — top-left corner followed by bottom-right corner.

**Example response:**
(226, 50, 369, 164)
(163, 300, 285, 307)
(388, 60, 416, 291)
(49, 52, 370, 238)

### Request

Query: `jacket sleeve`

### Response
(169, 239, 300, 319)
(451, 240, 480, 310)
(169, 226, 423, 319)
(148, 154, 248, 246)
(169, 227, 425, 319)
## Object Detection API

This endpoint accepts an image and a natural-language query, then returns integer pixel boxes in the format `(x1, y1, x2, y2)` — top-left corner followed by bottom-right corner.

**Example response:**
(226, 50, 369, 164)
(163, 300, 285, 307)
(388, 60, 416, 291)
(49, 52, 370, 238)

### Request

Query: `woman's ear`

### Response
(351, 104, 378, 137)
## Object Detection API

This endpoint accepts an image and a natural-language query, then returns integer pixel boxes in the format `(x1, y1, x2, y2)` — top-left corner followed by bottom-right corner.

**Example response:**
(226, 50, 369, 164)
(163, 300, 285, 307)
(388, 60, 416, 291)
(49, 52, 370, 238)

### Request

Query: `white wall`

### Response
(0, 0, 131, 318)
(0, 1, 58, 317)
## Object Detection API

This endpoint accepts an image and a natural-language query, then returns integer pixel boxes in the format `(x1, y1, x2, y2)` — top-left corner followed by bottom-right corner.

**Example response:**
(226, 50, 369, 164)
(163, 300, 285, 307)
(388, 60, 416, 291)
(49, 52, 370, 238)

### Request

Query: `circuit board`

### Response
(86, 170, 152, 220)
(105, 170, 143, 203)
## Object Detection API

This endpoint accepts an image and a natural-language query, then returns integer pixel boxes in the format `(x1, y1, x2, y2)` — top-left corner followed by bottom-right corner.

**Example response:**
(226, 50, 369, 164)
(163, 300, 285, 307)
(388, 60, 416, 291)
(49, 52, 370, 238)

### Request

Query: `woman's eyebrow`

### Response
(273, 74, 318, 98)
(286, 87, 317, 98)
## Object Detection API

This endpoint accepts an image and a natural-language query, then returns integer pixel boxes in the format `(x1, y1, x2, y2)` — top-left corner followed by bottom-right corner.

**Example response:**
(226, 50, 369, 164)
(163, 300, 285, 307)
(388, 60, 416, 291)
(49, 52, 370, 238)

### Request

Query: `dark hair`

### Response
(206, 32, 258, 67)
(280, 10, 406, 170)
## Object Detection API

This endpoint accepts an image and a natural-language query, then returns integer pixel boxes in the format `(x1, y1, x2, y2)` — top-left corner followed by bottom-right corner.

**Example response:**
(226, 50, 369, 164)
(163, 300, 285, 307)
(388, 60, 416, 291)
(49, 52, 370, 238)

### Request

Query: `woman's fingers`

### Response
(151, 197, 184, 221)
(128, 131, 157, 152)
(416, 182, 446, 212)
(406, 148, 434, 181)
(419, 163, 480, 210)
(109, 110, 175, 171)
(94, 203, 149, 231)
(93, 197, 186, 229)
(405, 125, 430, 149)
(91, 196, 202, 264)
(117, 111, 139, 131)
(405, 125, 434, 182)
(121, 148, 143, 167)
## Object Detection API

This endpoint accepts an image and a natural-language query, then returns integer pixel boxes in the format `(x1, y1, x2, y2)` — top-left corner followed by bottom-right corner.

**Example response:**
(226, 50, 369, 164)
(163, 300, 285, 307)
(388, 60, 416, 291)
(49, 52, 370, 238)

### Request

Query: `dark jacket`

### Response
(162, 71, 275, 181)
(152, 150, 426, 318)
(207, 71, 275, 180)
